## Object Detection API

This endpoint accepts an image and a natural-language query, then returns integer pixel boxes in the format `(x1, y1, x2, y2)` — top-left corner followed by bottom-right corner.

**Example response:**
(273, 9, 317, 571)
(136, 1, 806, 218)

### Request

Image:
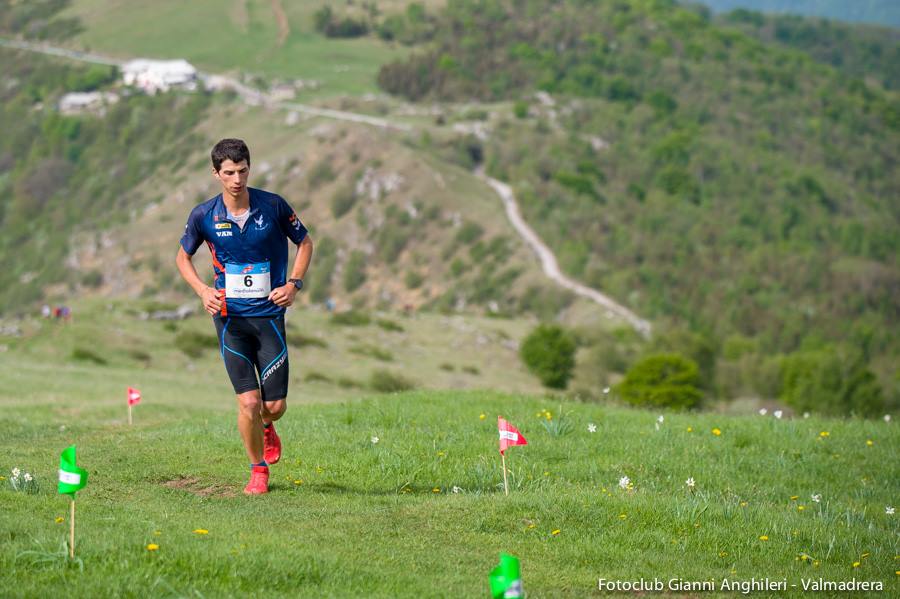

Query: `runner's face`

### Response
(215, 159, 250, 195)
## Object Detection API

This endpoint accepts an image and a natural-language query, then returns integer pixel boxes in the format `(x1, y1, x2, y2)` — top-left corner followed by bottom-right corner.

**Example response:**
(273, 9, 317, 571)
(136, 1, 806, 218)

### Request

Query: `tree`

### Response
(520, 324, 576, 389)
(618, 354, 703, 409)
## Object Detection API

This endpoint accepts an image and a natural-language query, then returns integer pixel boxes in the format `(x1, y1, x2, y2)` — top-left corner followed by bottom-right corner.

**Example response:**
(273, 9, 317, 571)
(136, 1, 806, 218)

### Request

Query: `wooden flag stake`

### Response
(69, 497, 75, 559)
(128, 403, 133, 426)
(502, 453, 509, 496)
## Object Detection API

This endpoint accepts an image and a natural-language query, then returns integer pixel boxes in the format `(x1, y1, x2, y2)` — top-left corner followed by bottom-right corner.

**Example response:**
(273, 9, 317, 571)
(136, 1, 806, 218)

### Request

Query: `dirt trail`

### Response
(270, 0, 290, 46)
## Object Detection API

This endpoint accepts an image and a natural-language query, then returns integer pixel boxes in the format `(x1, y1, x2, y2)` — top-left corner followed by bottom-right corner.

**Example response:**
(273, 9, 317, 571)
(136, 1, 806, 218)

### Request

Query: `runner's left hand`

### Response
(269, 284, 298, 307)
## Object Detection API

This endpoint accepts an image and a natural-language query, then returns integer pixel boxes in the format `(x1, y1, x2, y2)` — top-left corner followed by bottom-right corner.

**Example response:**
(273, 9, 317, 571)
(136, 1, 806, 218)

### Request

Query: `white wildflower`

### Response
(23, 473, 32, 482)
(685, 477, 695, 488)
(657, 415, 664, 423)
(370, 436, 379, 444)
(603, 387, 610, 395)
(11, 468, 20, 478)
(452, 486, 461, 494)
(887, 506, 895, 515)
(803, 412, 810, 419)
(885, 414, 892, 423)
(773, 410, 783, 419)
(811, 494, 821, 503)
(588, 423, 597, 433)
(618, 476, 630, 490)
(758, 408, 767, 416)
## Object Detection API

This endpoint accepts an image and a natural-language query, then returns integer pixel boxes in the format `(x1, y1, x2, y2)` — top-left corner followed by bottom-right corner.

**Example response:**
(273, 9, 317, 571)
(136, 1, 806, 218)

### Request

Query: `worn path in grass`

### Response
(1, 367, 897, 597)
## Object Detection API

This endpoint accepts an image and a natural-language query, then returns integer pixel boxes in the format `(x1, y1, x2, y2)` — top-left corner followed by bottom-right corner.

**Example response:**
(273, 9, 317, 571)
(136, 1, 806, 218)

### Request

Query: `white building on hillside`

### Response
(121, 59, 198, 93)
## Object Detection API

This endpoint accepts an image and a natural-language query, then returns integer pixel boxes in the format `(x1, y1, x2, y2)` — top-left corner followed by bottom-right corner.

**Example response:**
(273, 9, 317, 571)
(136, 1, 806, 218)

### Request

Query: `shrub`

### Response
(331, 310, 371, 326)
(780, 347, 885, 416)
(307, 160, 335, 190)
(174, 331, 218, 359)
(289, 332, 328, 349)
(405, 270, 424, 289)
(343, 250, 367, 292)
(520, 324, 576, 389)
(376, 318, 404, 332)
(618, 354, 703, 409)
(71, 347, 107, 365)
(350, 344, 393, 362)
(81, 269, 103, 288)
(331, 184, 357, 218)
(370, 369, 416, 393)
(305, 372, 332, 383)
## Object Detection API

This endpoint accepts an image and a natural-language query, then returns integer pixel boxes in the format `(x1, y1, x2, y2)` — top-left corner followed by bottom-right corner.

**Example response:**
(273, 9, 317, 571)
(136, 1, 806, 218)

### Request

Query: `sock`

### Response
(250, 460, 268, 470)
(263, 422, 272, 429)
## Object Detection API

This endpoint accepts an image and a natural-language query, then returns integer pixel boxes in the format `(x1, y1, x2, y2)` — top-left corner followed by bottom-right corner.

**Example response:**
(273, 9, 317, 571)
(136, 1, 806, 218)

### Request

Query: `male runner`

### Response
(176, 138, 313, 495)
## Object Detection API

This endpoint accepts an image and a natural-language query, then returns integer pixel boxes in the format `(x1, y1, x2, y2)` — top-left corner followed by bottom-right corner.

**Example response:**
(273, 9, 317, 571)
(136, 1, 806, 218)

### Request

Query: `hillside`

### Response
(694, 0, 900, 28)
(377, 0, 900, 408)
(714, 7, 900, 90)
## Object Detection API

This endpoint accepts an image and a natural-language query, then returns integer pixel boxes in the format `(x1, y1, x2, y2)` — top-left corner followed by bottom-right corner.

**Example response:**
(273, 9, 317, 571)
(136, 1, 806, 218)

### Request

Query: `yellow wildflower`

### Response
(719, 551, 728, 558)
(432, 487, 440, 493)
(819, 431, 830, 438)
(790, 495, 799, 500)
(686, 427, 693, 432)
(619, 513, 627, 520)
(146, 543, 159, 551)
(551, 529, 561, 536)
(712, 428, 722, 436)
(437, 451, 445, 457)
(861, 552, 870, 559)
(153, 530, 162, 535)
(813, 560, 820, 567)
(866, 440, 873, 446)
(293, 479, 303, 485)
(193, 529, 209, 535)
(852, 561, 860, 568)
(55, 517, 64, 524)
(759, 535, 769, 541)
(527, 523, 535, 529)
(479, 413, 486, 420)
(798, 505, 805, 511)
(740, 501, 748, 508)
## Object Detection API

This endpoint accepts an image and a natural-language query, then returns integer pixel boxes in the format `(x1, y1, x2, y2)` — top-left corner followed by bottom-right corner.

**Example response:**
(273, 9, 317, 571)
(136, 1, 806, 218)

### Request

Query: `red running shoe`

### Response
(243, 465, 269, 495)
(263, 424, 282, 464)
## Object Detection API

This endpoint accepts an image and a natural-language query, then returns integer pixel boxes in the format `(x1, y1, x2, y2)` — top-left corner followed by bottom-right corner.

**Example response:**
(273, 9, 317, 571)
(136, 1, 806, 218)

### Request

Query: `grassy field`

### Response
(0, 307, 897, 597)
(60, 0, 437, 98)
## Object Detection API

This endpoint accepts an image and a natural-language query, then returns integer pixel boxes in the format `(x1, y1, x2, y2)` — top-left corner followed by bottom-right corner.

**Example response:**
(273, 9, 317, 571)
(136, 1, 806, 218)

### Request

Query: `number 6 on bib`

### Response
(225, 262, 271, 298)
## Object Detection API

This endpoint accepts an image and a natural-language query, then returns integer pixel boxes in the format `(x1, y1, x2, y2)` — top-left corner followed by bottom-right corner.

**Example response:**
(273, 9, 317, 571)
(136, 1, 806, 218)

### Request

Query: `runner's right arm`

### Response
(176, 247, 223, 316)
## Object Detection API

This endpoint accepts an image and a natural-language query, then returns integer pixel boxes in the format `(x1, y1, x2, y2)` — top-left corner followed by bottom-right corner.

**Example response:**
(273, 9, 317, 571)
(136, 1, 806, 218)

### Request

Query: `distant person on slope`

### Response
(176, 138, 313, 495)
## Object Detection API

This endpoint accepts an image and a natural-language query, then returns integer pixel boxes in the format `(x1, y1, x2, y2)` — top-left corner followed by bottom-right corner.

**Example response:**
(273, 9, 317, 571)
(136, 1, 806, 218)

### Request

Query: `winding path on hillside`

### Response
(477, 170, 651, 336)
(1, 36, 650, 335)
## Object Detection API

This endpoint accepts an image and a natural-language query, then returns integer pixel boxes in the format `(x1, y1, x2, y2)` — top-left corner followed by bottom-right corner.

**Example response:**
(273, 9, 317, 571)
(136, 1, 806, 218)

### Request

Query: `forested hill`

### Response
(378, 0, 899, 405)
(715, 8, 899, 90)
(694, 0, 900, 28)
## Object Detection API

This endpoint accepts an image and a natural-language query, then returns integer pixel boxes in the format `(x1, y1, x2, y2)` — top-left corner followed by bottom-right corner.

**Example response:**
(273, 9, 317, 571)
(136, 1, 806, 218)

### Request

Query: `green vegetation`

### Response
(342, 250, 368, 292)
(378, 0, 900, 412)
(0, 46, 209, 309)
(618, 353, 704, 410)
(718, 8, 900, 90)
(174, 331, 218, 359)
(368, 368, 416, 392)
(520, 324, 576, 390)
(1, 356, 897, 596)
(331, 310, 372, 327)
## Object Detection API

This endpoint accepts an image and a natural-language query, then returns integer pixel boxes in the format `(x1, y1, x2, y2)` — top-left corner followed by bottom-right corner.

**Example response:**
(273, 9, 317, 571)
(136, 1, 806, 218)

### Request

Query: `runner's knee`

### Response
(237, 391, 262, 414)
(262, 399, 286, 419)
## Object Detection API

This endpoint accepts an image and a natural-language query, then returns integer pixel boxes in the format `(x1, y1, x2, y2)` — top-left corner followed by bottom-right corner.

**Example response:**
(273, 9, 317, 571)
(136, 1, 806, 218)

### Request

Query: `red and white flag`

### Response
(498, 416, 527, 455)
(127, 387, 141, 406)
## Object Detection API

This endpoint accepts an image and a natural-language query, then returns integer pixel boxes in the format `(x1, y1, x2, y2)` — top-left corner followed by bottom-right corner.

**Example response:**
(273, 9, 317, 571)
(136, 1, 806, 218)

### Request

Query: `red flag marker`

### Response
(498, 417, 527, 496)
(126, 387, 141, 425)
(498, 417, 527, 455)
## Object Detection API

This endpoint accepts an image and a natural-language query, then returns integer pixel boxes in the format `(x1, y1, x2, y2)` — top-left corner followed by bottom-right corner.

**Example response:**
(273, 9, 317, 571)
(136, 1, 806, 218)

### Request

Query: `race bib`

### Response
(224, 262, 271, 299)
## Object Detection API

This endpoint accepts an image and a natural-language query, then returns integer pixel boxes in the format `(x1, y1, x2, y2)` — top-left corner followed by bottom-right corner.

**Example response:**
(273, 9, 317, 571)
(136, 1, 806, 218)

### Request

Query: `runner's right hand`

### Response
(201, 286, 223, 315)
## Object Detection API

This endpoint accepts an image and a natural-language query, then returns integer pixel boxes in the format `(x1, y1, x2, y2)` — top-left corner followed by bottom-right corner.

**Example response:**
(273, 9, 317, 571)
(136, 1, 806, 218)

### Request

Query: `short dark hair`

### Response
(211, 138, 250, 172)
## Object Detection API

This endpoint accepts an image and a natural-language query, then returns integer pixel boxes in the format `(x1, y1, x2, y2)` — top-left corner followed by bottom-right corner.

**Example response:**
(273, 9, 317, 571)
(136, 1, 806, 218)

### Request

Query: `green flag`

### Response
(58, 445, 87, 496)
(489, 553, 523, 599)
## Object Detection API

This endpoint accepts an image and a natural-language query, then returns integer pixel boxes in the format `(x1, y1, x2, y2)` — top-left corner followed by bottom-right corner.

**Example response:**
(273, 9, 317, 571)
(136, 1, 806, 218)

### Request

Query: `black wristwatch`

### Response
(289, 278, 304, 291)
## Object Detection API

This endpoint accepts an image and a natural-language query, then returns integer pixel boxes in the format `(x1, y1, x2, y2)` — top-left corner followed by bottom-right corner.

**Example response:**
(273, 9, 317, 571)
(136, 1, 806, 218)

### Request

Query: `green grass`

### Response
(61, 0, 414, 97)
(0, 345, 897, 596)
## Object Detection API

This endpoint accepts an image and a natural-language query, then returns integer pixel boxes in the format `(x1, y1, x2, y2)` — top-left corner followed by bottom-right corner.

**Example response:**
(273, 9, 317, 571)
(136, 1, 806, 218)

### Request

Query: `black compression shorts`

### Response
(214, 315, 289, 401)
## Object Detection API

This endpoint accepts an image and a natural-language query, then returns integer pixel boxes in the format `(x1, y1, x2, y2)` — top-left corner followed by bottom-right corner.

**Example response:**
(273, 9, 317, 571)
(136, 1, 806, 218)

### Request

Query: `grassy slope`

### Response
(0, 323, 897, 596)
(60, 0, 444, 98)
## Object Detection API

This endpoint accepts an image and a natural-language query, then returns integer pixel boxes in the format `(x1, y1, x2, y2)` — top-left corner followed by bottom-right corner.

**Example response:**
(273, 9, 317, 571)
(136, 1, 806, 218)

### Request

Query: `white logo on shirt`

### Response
(254, 214, 268, 230)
